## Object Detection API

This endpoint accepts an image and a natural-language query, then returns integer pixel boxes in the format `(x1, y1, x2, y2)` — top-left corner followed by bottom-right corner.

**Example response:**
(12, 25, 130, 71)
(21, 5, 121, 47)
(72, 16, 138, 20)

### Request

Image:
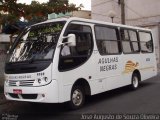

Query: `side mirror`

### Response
(59, 34, 76, 47)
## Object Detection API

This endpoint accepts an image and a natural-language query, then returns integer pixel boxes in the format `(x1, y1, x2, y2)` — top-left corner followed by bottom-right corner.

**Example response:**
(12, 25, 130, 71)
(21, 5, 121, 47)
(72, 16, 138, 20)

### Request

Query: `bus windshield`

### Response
(9, 21, 65, 63)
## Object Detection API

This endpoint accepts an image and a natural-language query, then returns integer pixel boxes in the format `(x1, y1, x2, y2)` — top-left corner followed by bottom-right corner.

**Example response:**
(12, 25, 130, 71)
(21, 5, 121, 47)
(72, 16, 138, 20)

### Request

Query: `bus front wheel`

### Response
(68, 85, 85, 110)
(131, 73, 140, 90)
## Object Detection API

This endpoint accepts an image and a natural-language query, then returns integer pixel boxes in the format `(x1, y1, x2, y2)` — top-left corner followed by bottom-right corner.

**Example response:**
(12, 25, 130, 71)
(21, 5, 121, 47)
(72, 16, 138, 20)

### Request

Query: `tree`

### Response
(0, 0, 81, 45)
(0, 0, 24, 17)
(23, 1, 48, 23)
(0, 0, 81, 24)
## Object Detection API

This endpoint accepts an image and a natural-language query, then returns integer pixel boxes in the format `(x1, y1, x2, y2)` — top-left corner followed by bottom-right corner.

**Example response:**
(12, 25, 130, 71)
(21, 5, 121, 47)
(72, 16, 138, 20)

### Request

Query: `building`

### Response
(71, 10, 91, 19)
(91, 0, 160, 66)
(48, 10, 91, 19)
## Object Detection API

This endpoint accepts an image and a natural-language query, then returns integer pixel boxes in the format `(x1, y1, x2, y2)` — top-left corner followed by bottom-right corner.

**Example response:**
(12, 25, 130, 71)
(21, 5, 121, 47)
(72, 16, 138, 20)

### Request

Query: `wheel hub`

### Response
(72, 89, 83, 106)
(133, 76, 138, 88)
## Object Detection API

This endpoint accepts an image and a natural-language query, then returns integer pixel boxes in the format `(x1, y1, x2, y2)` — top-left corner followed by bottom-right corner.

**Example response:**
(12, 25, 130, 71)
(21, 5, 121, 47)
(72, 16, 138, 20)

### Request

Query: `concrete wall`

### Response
(48, 10, 91, 19)
(125, 0, 160, 26)
(150, 26, 160, 64)
(92, 0, 120, 23)
(91, 0, 160, 26)
(0, 34, 10, 86)
(0, 43, 9, 86)
(72, 10, 91, 19)
(0, 34, 10, 42)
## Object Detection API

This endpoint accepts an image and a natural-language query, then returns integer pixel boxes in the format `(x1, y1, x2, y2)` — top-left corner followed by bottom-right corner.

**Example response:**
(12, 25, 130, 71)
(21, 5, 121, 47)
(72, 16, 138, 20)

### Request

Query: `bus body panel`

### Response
(4, 17, 157, 104)
(58, 52, 157, 103)
(4, 80, 58, 103)
(139, 53, 157, 80)
(4, 64, 59, 103)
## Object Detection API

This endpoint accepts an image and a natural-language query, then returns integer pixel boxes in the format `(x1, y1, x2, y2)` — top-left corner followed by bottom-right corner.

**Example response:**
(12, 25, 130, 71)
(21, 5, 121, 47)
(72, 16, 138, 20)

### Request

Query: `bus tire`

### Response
(131, 73, 140, 90)
(68, 85, 85, 110)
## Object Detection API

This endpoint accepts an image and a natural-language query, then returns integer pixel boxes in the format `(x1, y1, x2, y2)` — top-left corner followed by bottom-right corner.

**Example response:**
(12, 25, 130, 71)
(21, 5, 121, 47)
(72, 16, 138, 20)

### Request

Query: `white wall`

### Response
(125, 0, 160, 26)
(72, 10, 91, 19)
(92, 0, 120, 23)
(0, 34, 10, 42)
(125, 0, 160, 19)
(150, 26, 160, 64)
(91, 0, 160, 26)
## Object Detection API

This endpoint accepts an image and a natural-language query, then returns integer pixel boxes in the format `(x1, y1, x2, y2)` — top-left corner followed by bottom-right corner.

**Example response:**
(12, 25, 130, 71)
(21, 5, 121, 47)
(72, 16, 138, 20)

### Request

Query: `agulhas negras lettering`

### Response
(98, 57, 118, 64)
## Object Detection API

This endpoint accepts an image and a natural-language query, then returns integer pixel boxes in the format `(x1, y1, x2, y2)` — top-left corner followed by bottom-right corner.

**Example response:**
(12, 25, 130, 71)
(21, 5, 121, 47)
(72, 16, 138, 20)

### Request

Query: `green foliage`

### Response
(0, 13, 18, 26)
(48, 0, 75, 14)
(0, 0, 81, 24)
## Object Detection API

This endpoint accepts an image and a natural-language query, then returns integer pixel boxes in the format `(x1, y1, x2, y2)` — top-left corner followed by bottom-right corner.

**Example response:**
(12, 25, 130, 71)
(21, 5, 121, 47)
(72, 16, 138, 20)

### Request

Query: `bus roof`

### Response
(34, 17, 151, 31)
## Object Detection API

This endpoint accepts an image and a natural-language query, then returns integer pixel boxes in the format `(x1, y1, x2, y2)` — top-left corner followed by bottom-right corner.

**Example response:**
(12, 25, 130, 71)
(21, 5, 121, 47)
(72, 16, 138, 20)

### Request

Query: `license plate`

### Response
(13, 89, 22, 94)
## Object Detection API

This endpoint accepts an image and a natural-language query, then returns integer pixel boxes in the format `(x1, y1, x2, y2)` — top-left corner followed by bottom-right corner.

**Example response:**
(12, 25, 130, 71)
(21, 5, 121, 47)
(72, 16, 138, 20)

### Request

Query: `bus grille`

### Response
(9, 93, 38, 99)
(9, 80, 35, 86)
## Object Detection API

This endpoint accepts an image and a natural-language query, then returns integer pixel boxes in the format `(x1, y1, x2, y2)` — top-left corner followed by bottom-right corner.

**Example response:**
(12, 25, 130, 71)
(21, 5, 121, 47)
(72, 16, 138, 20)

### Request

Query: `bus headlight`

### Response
(37, 77, 49, 85)
(43, 77, 48, 82)
(37, 78, 42, 84)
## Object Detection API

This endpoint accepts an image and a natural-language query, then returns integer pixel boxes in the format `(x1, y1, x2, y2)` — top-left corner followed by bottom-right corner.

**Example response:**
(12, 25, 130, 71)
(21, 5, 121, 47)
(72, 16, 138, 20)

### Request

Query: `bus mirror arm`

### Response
(58, 34, 76, 47)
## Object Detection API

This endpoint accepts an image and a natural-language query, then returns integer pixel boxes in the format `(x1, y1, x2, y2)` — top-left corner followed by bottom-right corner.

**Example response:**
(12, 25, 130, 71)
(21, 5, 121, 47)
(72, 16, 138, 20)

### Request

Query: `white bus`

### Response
(4, 17, 157, 109)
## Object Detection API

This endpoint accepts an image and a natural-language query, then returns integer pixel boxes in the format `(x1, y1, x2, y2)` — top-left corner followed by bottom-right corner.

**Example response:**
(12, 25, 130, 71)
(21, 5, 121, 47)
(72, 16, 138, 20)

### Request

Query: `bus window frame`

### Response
(94, 24, 122, 56)
(138, 30, 154, 53)
(120, 27, 140, 54)
(58, 21, 94, 72)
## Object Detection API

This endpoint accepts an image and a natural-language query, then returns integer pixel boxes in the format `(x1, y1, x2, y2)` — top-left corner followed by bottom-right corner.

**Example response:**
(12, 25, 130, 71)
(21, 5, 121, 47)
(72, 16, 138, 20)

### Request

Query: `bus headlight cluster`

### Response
(37, 78, 42, 84)
(37, 77, 49, 85)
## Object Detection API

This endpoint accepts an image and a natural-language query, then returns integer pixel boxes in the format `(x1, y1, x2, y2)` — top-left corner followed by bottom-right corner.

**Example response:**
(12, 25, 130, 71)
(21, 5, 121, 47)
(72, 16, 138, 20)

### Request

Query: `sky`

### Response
(17, 0, 91, 10)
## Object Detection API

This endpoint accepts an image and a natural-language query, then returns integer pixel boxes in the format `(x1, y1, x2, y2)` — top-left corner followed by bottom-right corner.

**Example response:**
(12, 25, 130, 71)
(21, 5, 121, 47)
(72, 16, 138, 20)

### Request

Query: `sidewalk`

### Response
(0, 85, 8, 105)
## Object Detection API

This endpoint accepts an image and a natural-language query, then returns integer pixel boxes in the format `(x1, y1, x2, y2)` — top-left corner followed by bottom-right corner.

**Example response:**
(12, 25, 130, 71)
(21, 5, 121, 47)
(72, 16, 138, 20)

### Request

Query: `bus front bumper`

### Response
(4, 80, 59, 103)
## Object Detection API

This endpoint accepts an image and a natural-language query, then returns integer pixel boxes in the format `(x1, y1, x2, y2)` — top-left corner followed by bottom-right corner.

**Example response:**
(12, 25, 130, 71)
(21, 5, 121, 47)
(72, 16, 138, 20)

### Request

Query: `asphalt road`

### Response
(0, 74, 160, 120)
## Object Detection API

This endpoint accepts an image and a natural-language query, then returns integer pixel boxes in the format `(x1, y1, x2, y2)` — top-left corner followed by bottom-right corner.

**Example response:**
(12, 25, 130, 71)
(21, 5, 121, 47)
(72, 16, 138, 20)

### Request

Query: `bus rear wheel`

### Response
(69, 86, 85, 110)
(131, 73, 140, 90)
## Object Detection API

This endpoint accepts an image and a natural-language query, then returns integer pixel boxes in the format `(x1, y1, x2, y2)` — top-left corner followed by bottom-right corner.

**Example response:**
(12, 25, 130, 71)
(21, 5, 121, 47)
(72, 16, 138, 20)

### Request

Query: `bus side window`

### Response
(95, 25, 121, 55)
(139, 31, 153, 53)
(120, 29, 140, 53)
(59, 24, 93, 71)
(76, 33, 92, 55)
(120, 29, 132, 53)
